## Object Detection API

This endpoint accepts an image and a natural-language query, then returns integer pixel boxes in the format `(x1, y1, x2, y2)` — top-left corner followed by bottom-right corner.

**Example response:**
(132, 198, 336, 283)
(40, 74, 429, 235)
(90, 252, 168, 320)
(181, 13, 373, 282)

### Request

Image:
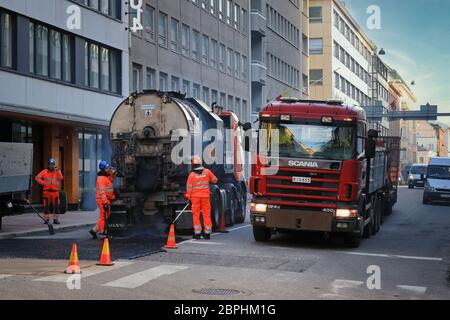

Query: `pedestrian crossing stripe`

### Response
(33, 261, 133, 283)
(0, 274, 12, 280)
(103, 265, 188, 289)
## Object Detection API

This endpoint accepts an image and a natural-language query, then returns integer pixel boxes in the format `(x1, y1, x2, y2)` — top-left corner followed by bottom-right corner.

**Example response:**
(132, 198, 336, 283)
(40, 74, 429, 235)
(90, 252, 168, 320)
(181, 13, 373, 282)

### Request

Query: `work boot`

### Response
(193, 234, 201, 240)
(203, 234, 211, 240)
(53, 219, 60, 225)
(89, 228, 97, 239)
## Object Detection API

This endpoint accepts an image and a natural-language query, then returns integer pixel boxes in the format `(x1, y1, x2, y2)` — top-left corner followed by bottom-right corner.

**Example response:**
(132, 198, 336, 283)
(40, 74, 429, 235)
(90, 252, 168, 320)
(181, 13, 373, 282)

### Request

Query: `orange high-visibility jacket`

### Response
(186, 169, 218, 199)
(35, 169, 64, 192)
(96, 175, 116, 205)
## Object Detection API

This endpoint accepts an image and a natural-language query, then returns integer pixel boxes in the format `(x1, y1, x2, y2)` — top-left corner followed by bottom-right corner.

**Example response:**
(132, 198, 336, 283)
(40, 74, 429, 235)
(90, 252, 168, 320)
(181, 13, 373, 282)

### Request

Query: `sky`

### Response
(343, 0, 450, 125)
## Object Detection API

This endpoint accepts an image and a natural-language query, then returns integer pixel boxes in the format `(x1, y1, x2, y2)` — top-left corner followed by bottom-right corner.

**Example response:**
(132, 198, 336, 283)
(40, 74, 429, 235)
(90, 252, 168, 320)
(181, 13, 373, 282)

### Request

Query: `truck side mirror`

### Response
(366, 138, 376, 158)
(244, 136, 251, 152)
(242, 122, 252, 131)
(368, 129, 379, 139)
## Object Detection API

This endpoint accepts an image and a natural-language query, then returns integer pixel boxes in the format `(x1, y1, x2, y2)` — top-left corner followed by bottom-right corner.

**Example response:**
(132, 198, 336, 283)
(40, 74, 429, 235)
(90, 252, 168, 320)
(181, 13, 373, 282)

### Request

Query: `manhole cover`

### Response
(192, 288, 241, 296)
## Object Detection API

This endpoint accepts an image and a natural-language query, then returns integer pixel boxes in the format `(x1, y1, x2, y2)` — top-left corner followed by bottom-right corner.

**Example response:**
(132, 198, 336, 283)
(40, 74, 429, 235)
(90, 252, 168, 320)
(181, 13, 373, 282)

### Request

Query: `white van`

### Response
(423, 157, 450, 204)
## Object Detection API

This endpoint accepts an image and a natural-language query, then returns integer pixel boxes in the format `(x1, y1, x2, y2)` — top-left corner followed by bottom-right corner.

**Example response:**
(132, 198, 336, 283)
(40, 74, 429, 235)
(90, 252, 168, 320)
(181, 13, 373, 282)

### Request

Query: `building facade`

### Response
(308, 0, 390, 134)
(250, 0, 309, 120)
(0, 0, 129, 208)
(129, 0, 251, 123)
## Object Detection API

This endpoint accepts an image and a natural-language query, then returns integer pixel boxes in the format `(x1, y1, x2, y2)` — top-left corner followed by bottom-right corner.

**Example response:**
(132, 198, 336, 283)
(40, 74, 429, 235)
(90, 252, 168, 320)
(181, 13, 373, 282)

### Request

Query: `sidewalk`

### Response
(0, 210, 98, 240)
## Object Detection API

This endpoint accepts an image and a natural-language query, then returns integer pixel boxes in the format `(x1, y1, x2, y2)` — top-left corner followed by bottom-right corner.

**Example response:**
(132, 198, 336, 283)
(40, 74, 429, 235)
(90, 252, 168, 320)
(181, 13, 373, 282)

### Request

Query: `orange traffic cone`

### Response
(164, 224, 177, 249)
(97, 238, 114, 266)
(217, 210, 229, 233)
(64, 243, 81, 274)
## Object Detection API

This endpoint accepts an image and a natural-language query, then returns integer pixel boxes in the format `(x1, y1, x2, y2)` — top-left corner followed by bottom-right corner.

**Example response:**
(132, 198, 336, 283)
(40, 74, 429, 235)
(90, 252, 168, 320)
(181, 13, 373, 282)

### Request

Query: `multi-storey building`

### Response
(308, 0, 390, 134)
(250, 0, 309, 121)
(0, 0, 129, 208)
(129, 0, 251, 123)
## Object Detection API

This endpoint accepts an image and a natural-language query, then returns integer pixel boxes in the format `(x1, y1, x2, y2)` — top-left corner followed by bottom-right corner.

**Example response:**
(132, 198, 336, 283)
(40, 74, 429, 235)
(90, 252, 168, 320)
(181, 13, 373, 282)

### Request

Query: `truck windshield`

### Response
(427, 165, 450, 180)
(260, 122, 356, 160)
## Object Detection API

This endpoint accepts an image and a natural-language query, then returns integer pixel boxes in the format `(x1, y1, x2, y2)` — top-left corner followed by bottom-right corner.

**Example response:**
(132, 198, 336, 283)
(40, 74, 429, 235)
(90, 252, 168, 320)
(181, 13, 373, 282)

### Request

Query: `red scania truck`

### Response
(249, 98, 400, 247)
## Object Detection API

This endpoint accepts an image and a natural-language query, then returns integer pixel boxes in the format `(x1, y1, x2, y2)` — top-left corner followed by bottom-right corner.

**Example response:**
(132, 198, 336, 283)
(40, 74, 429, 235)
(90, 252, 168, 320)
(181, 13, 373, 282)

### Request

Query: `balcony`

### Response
(251, 61, 267, 85)
(251, 10, 266, 37)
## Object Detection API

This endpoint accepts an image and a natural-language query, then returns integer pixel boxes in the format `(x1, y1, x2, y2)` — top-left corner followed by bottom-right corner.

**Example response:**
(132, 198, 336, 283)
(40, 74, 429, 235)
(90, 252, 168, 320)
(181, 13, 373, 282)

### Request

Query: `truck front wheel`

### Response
(253, 225, 271, 242)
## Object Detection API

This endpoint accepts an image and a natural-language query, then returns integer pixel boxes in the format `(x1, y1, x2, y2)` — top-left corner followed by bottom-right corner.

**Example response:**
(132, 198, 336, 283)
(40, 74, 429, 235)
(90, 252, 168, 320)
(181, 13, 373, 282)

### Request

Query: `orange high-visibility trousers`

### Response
(191, 197, 213, 235)
(95, 200, 110, 233)
(43, 191, 60, 221)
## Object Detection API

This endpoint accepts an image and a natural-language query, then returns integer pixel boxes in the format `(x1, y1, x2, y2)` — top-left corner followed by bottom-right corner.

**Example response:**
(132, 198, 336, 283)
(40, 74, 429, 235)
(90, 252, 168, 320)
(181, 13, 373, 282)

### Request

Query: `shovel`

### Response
(23, 198, 55, 235)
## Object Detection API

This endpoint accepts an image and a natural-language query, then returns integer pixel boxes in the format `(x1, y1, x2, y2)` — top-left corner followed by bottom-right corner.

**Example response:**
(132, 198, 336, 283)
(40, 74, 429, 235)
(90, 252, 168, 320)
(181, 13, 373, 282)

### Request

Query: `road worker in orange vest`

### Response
(89, 161, 115, 239)
(184, 156, 218, 240)
(35, 158, 64, 225)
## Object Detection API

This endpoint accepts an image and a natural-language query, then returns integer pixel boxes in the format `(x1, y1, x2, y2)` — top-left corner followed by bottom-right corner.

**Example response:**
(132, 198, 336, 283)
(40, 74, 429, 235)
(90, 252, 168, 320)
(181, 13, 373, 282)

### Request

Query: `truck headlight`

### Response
(251, 203, 267, 213)
(425, 186, 435, 192)
(409, 175, 414, 180)
(336, 209, 358, 218)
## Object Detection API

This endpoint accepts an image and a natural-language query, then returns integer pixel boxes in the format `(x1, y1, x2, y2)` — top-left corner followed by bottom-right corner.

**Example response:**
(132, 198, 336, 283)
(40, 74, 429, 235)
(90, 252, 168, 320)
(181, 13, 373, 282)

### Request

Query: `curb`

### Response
(0, 222, 96, 240)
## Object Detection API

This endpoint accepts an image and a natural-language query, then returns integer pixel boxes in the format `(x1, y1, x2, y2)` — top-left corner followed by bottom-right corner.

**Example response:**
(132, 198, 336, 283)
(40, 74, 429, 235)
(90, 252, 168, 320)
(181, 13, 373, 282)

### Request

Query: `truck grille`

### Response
(263, 167, 340, 208)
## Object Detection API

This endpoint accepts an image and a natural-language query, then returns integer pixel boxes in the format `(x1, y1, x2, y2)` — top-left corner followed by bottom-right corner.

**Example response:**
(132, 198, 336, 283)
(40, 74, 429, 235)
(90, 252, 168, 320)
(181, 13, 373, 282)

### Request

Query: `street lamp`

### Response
(378, 48, 386, 55)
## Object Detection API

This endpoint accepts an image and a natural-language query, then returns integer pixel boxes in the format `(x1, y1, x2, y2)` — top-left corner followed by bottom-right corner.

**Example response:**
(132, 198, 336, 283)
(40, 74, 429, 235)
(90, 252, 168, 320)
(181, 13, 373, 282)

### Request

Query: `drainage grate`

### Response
(192, 288, 241, 296)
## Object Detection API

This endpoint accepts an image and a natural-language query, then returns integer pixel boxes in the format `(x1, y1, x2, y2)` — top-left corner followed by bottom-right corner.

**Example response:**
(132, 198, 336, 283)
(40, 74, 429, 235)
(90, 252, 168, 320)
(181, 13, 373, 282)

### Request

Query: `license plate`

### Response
(292, 177, 312, 184)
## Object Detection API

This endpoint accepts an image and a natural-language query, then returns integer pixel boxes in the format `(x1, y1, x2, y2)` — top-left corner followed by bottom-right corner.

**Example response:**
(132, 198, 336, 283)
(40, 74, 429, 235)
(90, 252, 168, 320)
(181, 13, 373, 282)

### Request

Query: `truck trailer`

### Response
(0, 142, 33, 230)
(249, 98, 400, 247)
(108, 90, 250, 232)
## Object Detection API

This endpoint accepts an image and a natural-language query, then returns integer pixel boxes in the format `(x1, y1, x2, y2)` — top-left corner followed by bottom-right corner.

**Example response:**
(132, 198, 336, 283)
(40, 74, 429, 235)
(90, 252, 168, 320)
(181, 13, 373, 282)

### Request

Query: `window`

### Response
(90, 43, 99, 88)
(226, 0, 232, 25)
(228, 95, 234, 110)
(309, 38, 323, 55)
(334, 72, 340, 89)
(333, 10, 339, 28)
(242, 8, 248, 33)
(241, 55, 247, 80)
(201, 0, 208, 11)
(234, 4, 240, 29)
(145, 5, 155, 41)
(110, 50, 120, 93)
(309, 7, 322, 23)
(227, 48, 233, 74)
(182, 80, 190, 95)
(0, 11, 13, 68)
(170, 18, 179, 52)
(309, 69, 323, 86)
(171, 76, 179, 91)
(211, 90, 218, 104)
(146, 68, 156, 89)
(334, 41, 339, 59)
(192, 30, 200, 61)
(202, 87, 210, 104)
(210, 39, 217, 68)
(202, 34, 209, 65)
(84, 42, 89, 85)
(75, 0, 121, 19)
(36, 24, 49, 76)
(219, 0, 225, 20)
(101, 0, 109, 15)
(62, 35, 72, 82)
(181, 24, 190, 56)
(158, 12, 168, 48)
(219, 44, 226, 72)
(234, 52, 240, 78)
(219, 92, 226, 107)
(193, 83, 200, 99)
(235, 98, 241, 117)
(29, 23, 34, 72)
(210, 0, 216, 15)
(132, 64, 141, 92)
(100, 47, 109, 90)
(50, 30, 62, 79)
(159, 72, 168, 90)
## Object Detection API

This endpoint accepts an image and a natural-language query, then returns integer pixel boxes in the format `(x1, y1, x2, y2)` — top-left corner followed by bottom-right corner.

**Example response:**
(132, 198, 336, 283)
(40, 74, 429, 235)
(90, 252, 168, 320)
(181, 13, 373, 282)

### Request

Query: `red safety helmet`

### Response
(191, 155, 202, 165)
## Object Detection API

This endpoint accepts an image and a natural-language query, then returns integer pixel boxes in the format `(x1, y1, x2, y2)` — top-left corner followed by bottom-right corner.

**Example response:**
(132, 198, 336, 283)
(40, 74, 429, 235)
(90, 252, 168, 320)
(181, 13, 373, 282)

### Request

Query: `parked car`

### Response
(423, 158, 450, 204)
(408, 164, 428, 189)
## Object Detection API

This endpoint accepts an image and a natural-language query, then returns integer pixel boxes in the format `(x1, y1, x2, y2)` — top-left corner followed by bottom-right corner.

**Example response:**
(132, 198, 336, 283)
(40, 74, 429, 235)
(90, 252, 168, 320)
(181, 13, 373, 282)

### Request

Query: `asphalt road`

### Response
(0, 187, 449, 300)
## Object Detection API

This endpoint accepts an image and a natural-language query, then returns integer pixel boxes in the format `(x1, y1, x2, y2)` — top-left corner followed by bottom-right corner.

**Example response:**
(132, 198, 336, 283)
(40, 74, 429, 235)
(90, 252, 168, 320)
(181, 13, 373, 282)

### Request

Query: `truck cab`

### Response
(249, 98, 399, 247)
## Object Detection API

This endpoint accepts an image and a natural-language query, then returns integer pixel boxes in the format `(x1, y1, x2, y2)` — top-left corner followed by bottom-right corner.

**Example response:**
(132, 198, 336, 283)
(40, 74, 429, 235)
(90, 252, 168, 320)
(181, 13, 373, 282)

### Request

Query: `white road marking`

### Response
(0, 274, 12, 280)
(180, 240, 223, 245)
(34, 261, 133, 283)
(397, 285, 427, 294)
(103, 265, 188, 289)
(331, 279, 364, 293)
(227, 225, 252, 232)
(341, 251, 443, 262)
